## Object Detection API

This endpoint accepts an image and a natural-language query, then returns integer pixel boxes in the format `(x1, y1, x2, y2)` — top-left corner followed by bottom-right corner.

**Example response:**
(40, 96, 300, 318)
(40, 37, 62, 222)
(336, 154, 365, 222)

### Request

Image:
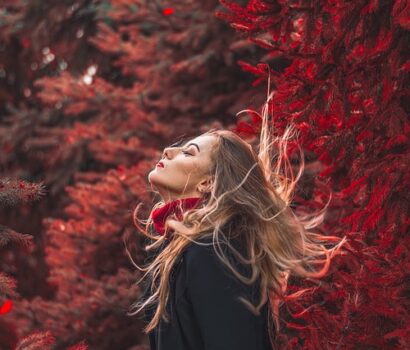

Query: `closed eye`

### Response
(182, 151, 192, 156)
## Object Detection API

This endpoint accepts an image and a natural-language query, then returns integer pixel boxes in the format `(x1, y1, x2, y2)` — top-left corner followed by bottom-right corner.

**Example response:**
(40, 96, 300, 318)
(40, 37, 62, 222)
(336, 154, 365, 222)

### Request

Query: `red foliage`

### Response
(0, 0, 258, 349)
(0, 0, 408, 349)
(217, 0, 409, 348)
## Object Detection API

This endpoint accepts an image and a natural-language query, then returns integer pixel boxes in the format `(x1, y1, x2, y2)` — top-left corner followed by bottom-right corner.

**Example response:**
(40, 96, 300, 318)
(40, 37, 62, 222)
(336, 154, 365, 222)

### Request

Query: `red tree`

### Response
(1, 0, 408, 349)
(0, 178, 44, 349)
(217, 0, 409, 348)
(0, 0, 264, 349)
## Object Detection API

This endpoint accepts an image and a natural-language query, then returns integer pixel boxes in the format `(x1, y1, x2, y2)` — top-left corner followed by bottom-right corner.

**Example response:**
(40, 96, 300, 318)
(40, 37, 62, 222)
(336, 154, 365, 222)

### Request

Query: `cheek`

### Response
(180, 158, 201, 175)
(169, 157, 203, 179)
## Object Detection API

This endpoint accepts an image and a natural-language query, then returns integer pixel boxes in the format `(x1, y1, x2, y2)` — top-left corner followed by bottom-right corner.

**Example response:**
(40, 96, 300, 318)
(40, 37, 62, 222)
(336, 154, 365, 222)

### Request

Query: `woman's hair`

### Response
(125, 88, 348, 348)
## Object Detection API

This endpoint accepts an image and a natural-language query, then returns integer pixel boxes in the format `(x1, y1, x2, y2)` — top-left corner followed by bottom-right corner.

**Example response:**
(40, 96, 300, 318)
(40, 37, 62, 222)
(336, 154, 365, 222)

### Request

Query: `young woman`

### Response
(126, 95, 347, 349)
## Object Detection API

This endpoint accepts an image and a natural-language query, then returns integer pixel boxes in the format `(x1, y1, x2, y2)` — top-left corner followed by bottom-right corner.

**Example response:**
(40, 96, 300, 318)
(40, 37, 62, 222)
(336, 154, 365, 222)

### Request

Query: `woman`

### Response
(126, 96, 347, 349)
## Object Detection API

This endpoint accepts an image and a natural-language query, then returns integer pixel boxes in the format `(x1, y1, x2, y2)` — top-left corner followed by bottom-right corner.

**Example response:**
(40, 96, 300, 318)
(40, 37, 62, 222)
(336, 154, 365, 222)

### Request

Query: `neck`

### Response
(163, 195, 201, 204)
(157, 190, 203, 204)
(151, 196, 204, 238)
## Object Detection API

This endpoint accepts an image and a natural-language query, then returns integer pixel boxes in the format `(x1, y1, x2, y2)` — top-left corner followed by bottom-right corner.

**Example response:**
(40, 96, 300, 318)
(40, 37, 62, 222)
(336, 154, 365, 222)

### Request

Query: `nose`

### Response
(162, 147, 173, 160)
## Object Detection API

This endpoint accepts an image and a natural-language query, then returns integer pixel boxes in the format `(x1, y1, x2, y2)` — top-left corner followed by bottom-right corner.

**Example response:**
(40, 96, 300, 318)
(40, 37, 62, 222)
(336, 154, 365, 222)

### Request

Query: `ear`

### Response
(197, 175, 214, 193)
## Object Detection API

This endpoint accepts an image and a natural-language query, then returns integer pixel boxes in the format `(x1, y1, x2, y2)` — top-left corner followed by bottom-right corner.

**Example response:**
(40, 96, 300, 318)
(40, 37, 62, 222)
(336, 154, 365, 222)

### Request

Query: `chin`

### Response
(147, 170, 157, 183)
(148, 171, 165, 187)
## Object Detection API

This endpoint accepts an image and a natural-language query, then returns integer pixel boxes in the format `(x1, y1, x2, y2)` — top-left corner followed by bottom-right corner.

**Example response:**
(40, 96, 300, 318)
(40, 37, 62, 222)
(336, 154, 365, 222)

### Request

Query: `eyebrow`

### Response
(184, 142, 201, 152)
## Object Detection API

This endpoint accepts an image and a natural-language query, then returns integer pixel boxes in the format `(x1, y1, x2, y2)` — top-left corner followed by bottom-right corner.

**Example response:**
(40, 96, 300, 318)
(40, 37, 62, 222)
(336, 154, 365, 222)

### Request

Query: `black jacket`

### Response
(141, 232, 275, 350)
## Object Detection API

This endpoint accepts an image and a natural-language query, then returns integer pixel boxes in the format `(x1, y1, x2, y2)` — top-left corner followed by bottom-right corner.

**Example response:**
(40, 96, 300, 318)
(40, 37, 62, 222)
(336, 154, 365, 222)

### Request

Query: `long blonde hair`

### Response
(125, 86, 348, 348)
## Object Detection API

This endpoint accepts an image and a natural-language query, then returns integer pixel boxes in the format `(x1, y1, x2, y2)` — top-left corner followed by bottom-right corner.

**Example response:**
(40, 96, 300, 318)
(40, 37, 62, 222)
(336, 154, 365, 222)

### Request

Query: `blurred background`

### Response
(0, 0, 408, 349)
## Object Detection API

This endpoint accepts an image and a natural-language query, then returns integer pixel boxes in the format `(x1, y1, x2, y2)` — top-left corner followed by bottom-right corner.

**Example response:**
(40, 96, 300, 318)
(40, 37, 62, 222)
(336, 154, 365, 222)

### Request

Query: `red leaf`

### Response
(0, 299, 12, 315)
(162, 8, 174, 16)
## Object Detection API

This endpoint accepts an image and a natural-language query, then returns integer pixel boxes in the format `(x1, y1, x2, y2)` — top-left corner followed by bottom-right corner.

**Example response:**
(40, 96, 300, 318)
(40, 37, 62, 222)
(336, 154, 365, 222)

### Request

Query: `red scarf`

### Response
(151, 197, 204, 241)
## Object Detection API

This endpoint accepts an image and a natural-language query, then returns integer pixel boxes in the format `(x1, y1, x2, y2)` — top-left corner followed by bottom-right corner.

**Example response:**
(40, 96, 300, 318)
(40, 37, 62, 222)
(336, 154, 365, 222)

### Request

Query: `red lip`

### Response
(156, 161, 164, 168)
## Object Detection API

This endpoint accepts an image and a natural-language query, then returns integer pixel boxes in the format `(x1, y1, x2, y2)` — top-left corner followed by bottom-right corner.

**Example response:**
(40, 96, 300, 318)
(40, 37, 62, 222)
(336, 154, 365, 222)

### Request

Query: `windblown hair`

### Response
(125, 90, 348, 348)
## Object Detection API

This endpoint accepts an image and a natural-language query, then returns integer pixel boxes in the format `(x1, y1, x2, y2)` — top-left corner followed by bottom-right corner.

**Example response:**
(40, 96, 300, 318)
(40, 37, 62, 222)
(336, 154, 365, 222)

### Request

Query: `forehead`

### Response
(184, 134, 217, 152)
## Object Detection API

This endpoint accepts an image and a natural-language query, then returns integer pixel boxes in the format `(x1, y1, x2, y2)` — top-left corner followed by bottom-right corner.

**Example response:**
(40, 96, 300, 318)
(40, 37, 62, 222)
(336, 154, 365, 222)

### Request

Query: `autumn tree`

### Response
(216, 0, 409, 348)
(0, 0, 265, 348)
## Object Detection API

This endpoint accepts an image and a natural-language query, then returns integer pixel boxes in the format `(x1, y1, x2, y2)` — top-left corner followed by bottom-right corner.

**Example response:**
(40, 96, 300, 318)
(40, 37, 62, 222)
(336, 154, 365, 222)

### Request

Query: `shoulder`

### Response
(183, 236, 228, 265)
(183, 235, 250, 282)
(183, 236, 258, 310)
(184, 234, 247, 259)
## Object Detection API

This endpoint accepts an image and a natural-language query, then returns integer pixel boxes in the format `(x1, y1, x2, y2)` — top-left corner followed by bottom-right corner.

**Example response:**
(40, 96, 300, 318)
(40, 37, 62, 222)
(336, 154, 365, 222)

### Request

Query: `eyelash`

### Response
(182, 151, 192, 156)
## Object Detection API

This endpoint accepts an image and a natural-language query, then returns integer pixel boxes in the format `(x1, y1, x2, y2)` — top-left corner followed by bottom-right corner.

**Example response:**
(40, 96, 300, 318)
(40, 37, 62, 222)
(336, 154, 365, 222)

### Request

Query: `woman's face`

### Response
(148, 134, 217, 203)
